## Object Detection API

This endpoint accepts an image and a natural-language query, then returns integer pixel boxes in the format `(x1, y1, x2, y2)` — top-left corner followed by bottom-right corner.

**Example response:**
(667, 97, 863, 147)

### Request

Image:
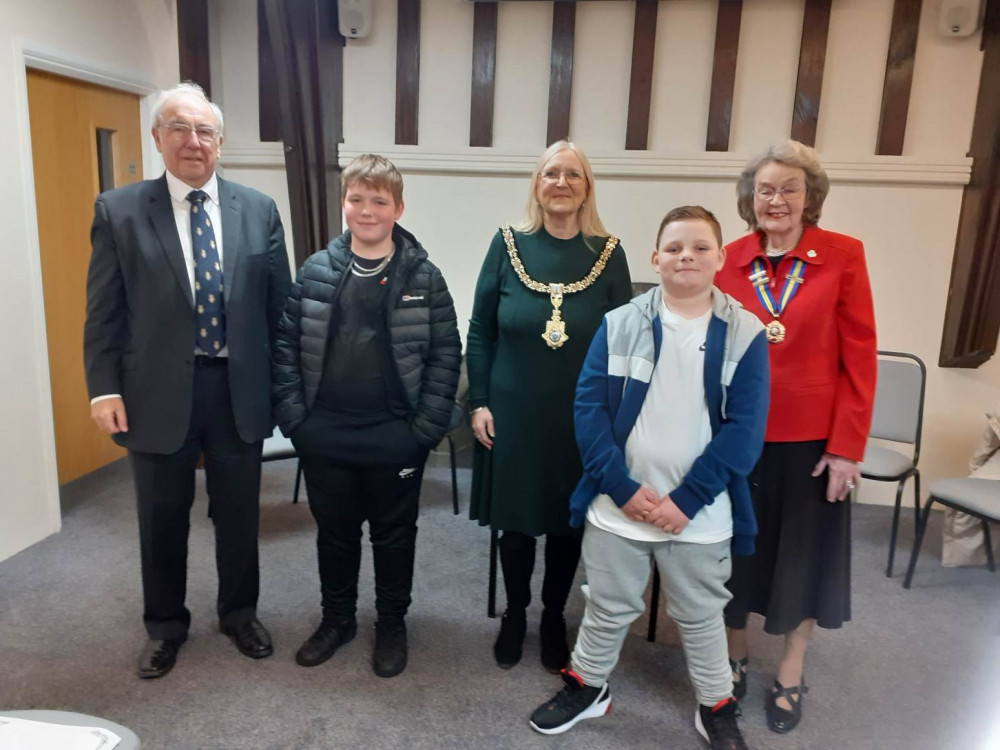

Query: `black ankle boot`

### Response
(372, 616, 408, 678)
(539, 609, 569, 673)
(494, 610, 527, 669)
(295, 615, 357, 667)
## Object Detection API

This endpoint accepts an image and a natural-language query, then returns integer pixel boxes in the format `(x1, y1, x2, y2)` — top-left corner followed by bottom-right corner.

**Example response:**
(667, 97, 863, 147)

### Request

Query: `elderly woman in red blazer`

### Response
(715, 140, 876, 734)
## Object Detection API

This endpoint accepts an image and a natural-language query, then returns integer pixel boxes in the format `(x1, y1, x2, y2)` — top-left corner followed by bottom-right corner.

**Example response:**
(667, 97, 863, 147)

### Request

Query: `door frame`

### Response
(13, 40, 158, 526)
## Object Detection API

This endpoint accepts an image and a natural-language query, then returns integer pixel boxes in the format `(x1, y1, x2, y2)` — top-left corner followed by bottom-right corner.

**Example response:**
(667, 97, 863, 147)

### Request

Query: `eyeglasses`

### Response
(754, 185, 804, 200)
(539, 169, 585, 185)
(162, 121, 219, 144)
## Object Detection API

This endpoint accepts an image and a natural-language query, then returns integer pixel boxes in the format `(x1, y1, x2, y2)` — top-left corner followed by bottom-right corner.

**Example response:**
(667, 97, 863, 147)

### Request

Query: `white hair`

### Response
(151, 82, 224, 133)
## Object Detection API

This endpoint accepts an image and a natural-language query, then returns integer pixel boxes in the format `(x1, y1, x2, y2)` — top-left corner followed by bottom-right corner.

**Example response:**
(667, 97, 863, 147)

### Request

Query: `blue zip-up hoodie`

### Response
(569, 286, 770, 556)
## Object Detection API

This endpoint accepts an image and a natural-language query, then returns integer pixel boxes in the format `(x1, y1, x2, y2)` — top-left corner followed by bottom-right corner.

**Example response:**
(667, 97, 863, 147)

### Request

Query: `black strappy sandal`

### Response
(766, 678, 808, 733)
(730, 657, 748, 701)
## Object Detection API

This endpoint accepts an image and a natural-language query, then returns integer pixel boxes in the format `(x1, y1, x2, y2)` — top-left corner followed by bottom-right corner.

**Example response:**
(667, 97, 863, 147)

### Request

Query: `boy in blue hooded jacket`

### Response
(529, 207, 769, 750)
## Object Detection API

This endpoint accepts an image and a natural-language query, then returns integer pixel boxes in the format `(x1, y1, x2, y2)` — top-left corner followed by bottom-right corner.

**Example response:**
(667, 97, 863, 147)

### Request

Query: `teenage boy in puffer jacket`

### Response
(272, 154, 460, 679)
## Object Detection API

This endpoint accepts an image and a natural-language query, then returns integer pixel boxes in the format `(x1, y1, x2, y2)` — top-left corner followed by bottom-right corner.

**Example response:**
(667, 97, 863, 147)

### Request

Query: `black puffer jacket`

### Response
(272, 225, 461, 447)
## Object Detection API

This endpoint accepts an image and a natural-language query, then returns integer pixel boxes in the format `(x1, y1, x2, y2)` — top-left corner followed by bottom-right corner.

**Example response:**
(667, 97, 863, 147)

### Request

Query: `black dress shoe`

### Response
(221, 618, 273, 659)
(766, 678, 808, 733)
(730, 656, 748, 701)
(138, 635, 186, 679)
(295, 616, 357, 667)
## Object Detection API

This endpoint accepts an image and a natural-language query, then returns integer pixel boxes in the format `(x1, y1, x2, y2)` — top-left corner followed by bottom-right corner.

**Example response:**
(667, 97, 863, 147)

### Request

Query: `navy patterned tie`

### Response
(187, 190, 226, 355)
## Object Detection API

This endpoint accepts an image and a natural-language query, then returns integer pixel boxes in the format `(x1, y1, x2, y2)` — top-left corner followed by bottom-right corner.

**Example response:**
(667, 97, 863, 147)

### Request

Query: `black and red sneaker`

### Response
(529, 669, 611, 735)
(695, 697, 748, 749)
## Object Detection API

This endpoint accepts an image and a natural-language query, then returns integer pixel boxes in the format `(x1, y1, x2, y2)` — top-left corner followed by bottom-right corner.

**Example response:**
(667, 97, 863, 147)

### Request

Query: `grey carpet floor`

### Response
(1, 458, 998, 750)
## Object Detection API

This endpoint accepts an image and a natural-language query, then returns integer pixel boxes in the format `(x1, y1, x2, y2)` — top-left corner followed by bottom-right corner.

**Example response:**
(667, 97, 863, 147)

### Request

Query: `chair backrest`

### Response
(869, 351, 926, 458)
(631, 281, 656, 297)
(448, 356, 469, 433)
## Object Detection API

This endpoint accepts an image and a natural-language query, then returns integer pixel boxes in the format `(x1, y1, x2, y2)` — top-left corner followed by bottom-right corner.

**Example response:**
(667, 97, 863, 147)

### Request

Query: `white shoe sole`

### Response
(695, 706, 709, 743)
(529, 689, 612, 735)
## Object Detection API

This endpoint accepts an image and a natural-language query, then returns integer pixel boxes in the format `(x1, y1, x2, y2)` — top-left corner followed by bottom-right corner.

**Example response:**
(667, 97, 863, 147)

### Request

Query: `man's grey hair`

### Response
(151, 82, 224, 133)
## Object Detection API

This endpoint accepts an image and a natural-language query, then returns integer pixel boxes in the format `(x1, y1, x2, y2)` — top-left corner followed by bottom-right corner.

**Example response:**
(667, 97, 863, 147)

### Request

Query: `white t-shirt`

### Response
(587, 296, 733, 544)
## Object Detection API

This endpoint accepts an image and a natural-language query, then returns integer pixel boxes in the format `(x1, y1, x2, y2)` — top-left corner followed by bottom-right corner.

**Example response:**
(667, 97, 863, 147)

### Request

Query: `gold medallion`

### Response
(765, 319, 786, 344)
(542, 283, 569, 349)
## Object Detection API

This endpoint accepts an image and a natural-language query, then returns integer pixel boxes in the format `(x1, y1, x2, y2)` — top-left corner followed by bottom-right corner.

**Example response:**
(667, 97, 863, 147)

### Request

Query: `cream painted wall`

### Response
(1, 2, 179, 563)
(217, 0, 998, 511)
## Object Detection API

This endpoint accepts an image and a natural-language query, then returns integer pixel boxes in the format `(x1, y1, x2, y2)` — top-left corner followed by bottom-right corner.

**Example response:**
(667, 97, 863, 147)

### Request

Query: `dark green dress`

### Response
(467, 227, 632, 535)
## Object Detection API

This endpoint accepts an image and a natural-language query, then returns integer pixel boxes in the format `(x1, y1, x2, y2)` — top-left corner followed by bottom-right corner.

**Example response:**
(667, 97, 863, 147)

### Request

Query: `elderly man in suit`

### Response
(84, 83, 291, 678)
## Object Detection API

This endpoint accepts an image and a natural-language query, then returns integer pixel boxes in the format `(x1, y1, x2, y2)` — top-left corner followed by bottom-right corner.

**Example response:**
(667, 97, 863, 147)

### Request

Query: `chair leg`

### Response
(448, 435, 459, 515)
(292, 460, 303, 504)
(903, 496, 936, 589)
(886, 478, 905, 577)
(982, 521, 996, 573)
(912, 470, 921, 526)
(488, 528, 499, 618)
(647, 565, 661, 643)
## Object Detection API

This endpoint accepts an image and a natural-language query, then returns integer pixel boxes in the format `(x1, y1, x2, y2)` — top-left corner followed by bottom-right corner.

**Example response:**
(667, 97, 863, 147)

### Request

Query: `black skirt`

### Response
(724, 440, 851, 634)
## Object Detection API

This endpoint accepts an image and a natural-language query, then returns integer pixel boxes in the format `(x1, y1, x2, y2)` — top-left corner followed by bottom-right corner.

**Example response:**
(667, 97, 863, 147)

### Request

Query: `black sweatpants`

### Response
(301, 457, 426, 619)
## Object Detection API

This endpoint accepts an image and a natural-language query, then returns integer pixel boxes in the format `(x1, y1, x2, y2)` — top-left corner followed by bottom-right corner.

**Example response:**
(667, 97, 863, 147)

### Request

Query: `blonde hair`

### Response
(736, 139, 829, 231)
(514, 140, 609, 244)
(341, 154, 404, 204)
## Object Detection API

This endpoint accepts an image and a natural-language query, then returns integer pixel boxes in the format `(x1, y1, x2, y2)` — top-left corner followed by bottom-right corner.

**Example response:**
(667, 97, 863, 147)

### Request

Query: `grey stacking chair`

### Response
(447, 357, 470, 516)
(444, 404, 463, 516)
(262, 427, 303, 503)
(860, 351, 926, 577)
(904, 478, 1000, 588)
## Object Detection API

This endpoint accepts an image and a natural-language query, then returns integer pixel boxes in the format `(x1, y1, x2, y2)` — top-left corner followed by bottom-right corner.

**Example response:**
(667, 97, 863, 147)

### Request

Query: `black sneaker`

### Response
(295, 616, 357, 667)
(372, 617, 407, 678)
(493, 610, 527, 669)
(695, 698, 748, 750)
(529, 669, 611, 735)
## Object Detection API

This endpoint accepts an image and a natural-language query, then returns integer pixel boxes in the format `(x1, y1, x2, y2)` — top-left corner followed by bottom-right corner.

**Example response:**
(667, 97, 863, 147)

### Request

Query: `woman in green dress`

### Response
(467, 141, 632, 672)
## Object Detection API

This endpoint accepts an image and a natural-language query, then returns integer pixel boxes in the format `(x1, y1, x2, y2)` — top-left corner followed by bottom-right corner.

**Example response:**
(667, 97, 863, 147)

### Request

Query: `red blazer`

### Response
(715, 226, 877, 461)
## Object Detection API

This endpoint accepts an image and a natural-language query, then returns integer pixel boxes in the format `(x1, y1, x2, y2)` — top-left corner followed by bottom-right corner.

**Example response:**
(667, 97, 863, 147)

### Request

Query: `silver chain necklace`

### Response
(350, 249, 394, 278)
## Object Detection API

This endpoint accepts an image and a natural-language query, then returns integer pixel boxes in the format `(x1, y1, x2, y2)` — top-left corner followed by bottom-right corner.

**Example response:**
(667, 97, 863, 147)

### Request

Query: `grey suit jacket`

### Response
(84, 174, 292, 454)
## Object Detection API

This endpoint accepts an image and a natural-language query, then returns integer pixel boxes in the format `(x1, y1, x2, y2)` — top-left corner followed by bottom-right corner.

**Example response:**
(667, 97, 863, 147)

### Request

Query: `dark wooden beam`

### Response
(625, 0, 658, 150)
(876, 0, 922, 156)
(262, 0, 344, 265)
(396, 0, 420, 145)
(258, 0, 280, 142)
(177, 0, 211, 97)
(547, 1, 576, 146)
(790, 0, 831, 146)
(940, 0, 1000, 367)
(470, 2, 498, 147)
(705, 0, 742, 152)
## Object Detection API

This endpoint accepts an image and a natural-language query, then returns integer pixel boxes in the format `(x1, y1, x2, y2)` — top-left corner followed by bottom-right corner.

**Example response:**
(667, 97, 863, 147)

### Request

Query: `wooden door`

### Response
(27, 69, 143, 484)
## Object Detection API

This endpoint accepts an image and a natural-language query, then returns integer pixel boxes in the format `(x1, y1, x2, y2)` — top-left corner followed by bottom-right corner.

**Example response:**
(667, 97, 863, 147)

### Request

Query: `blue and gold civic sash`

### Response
(748, 257, 806, 343)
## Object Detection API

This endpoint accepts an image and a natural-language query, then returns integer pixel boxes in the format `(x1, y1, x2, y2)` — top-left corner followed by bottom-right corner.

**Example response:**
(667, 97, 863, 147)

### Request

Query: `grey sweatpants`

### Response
(570, 521, 734, 706)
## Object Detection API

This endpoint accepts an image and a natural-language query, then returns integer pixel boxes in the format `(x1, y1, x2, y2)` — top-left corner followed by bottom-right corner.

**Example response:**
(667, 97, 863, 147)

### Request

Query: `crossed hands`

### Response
(621, 485, 689, 535)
